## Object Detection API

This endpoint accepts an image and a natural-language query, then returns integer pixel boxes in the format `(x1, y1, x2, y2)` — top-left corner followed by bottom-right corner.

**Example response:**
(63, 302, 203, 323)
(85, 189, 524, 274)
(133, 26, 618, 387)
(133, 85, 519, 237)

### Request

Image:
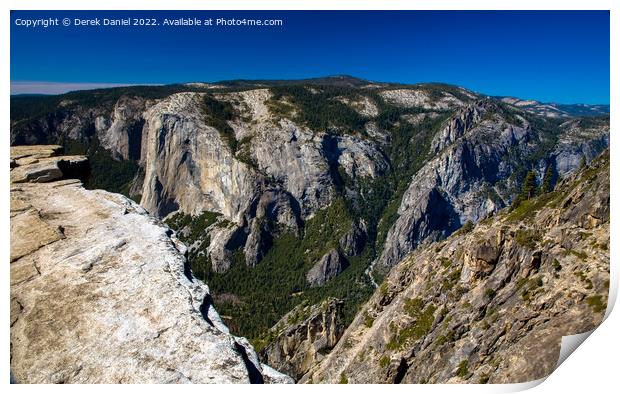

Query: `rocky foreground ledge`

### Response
(9, 146, 293, 384)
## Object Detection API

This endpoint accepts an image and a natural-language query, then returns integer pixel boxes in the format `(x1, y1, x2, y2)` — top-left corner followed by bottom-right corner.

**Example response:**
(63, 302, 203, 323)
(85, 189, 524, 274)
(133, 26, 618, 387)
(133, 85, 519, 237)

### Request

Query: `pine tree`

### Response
(510, 170, 538, 212)
(521, 171, 538, 200)
(540, 164, 554, 194)
(579, 155, 587, 169)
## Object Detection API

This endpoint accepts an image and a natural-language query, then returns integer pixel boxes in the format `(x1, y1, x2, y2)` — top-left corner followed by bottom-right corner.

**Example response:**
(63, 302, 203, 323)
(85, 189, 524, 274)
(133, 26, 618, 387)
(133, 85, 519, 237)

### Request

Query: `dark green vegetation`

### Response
(268, 85, 367, 132)
(514, 229, 540, 248)
(586, 295, 606, 313)
(506, 157, 567, 223)
(441, 268, 462, 293)
(521, 171, 538, 200)
(456, 360, 469, 378)
(386, 297, 437, 350)
(484, 288, 497, 300)
(454, 220, 474, 236)
(519, 275, 544, 302)
(168, 198, 376, 344)
(540, 164, 554, 194)
(62, 138, 139, 196)
(202, 94, 238, 152)
(506, 191, 560, 223)
(10, 84, 207, 122)
(166, 211, 222, 243)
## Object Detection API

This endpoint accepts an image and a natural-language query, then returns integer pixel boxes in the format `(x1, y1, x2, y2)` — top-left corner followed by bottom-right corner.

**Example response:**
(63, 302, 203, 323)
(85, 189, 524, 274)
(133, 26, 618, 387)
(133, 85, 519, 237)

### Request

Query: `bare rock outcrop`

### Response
(553, 118, 610, 175)
(303, 151, 610, 384)
(379, 88, 465, 110)
(306, 249, 347, 287)
(259, 298, 345, 380)
(430, 101, 493, 153)
(95, 96, 147, 160)
(10, 145, 87, 184)
(9, 146, 292, 384)
(338, 221, 366, 257)
(243, 189, 301, 267)
(376, 103, 609, 273)
(139, 93, 259, 220)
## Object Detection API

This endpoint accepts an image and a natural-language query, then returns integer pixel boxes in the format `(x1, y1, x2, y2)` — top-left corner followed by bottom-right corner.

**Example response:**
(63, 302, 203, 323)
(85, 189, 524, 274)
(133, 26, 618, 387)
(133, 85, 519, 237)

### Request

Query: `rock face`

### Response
(10, 145, 88, 184)
(139, 93, 259, 220)
(133, 91, 387, 271)
(96, 96, 147, 160)
(429, 102, 490, 153)
(306, 249, 347, 287)
(11, 96, 151, 160)
(259, 298, 345, 380)
(135, 90, 387, 222)
(339, 221, 366, 257)
(380, 88, 464, 110)
(375, 102, 609, 273)
(302, 151, 610, 384)
(9, 146, 292, 384)
(553, 118, 610, 174)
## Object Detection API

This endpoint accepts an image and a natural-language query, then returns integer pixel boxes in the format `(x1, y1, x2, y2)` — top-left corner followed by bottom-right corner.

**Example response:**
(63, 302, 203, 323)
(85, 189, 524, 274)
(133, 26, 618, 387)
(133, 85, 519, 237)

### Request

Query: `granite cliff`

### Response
(9, 146, 292, 384)
(258, 298, 345, 380)
(303, 151, 610, 383)
(374, 101, 609, 274)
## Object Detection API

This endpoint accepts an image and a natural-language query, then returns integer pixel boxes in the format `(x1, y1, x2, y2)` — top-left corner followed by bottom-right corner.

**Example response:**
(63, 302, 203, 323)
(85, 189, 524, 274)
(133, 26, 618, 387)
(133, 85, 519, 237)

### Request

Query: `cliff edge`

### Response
(9, 145, 292, 384)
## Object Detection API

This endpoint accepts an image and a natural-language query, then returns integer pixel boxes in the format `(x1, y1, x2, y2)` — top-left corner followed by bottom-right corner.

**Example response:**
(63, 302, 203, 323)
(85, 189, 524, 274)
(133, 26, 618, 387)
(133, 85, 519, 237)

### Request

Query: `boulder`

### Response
(306, 249, 347, 287)
(10, 145, 88, 184)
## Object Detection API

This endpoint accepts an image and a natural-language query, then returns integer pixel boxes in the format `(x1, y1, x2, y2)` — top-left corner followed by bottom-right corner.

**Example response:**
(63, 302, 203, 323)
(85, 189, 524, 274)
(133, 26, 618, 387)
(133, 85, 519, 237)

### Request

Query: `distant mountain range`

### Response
(496, 96, 609, 118)
(11, 75, 609, 118)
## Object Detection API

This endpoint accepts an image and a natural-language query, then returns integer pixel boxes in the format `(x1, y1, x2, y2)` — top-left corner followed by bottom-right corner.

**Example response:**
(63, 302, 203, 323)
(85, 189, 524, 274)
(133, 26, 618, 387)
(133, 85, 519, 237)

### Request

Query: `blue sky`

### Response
(10, 10, 609, 104)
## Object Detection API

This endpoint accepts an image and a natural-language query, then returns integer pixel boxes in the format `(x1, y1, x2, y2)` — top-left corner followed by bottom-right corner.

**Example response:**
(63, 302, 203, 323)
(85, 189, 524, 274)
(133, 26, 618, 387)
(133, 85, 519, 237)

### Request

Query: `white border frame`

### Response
(2, 1, 617, 393)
